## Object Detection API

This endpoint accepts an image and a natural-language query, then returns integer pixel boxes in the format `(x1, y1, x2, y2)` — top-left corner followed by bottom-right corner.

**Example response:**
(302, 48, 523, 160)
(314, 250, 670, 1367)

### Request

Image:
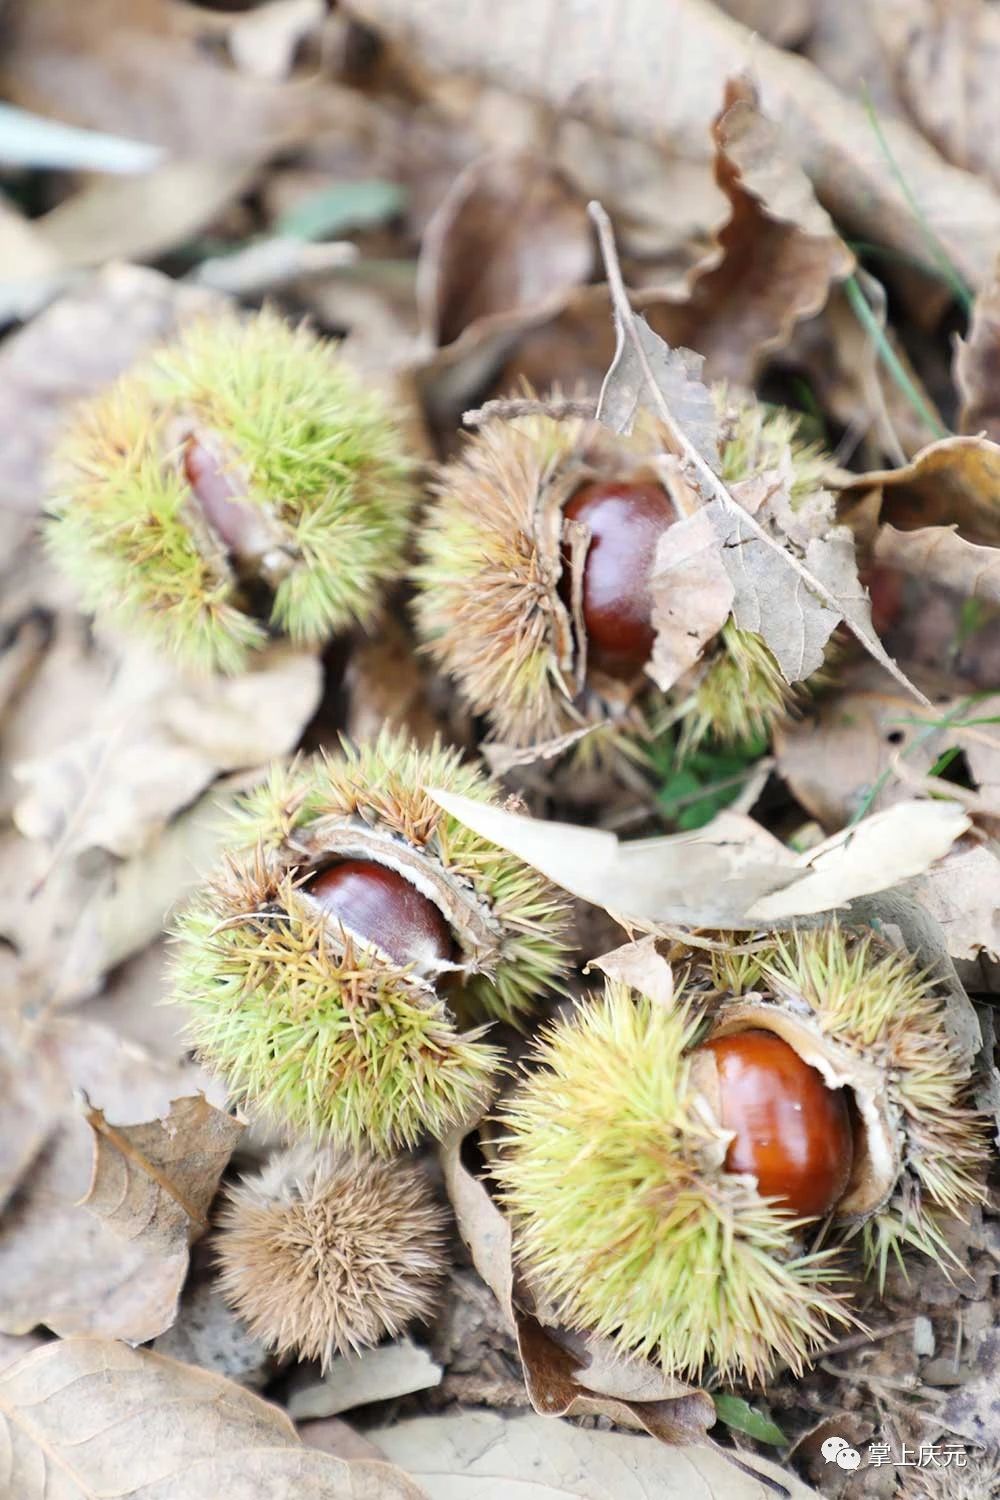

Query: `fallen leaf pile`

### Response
(4, 0, 1000, 1495)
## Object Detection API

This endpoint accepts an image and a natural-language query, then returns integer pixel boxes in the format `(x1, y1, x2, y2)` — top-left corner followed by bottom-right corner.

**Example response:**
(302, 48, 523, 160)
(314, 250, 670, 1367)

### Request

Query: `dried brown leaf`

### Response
(348, 0, 1000, 290)
(841, 435, 1000, 544)
(804, 0, 897, 112)
(82, 1094, 243, 1253)
(0, 1027, 61, 1216)
(774, 667, 1000, 829)
(873, 0, 1000, 190)
(12, 640, 322, 859)
(909, 841, 1000, 965)
(0, 1017, 228, 1342)
(0, 778, 248, 1019)
(647, 507, 735, 691)
(956, 260, 1000, 441)
(0, 1335, 427, 1498)
(417, 151, 593, 350)
(596, 312, 720, 464)
(1, 0, 335, 163)
(644, 77, 855, 384)
(874, 524, 1000, 607)
(373, 1410, 820, 1499)
(33, 160, 257, 271)
(299, 1419, 386, 1463)
(587, 935, 675, 1009)
(344, 617, 450, 749)
(428, 786, 968, 927)
(228, 0, 326, 83)
(940, 1328, 1000, 1451)
(439, 1129, 514, 1327)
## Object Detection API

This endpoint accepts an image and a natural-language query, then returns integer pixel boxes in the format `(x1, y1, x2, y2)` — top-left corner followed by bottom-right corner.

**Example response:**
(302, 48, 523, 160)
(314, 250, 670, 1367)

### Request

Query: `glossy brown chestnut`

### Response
(184, 435, 253, 557)
(308, 859, 455, 971)
(560, 480, 676, 676)
(700, 1029, 853, 1218)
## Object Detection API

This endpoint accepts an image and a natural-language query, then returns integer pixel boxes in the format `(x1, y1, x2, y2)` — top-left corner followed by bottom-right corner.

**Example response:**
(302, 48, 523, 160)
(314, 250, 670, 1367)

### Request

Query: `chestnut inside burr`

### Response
(560, 479, 676, 678)
(700, 1029, 854, 1219)
(307, 859, 456, 971)
(184, 436, 254, 557)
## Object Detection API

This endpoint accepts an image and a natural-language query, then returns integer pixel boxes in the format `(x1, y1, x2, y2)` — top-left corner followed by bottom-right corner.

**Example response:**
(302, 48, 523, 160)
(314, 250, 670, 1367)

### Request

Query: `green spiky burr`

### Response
(169, 730, 571, 1154)
(46, 310, 415, 675)
(412, 388, 830, 750)
(496, 926, 986, 1384)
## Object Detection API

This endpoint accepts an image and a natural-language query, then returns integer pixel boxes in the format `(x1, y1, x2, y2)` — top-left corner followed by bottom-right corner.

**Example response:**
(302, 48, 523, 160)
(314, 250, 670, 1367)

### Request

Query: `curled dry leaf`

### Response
(874, 524, 1000, 608)
(81, 1094, 243, 1255)
(909, 841, 1000, 966)
(0, 0, 336, 163)
(0, 1336, 427, 1499)
(774, 669, 956, 828)
(775, 670, 1000, 827)
(841, 435, 1000, 543)
(587, 935, 675, 1009)
(417, 150, 593, 352)
(0, 1016, 228, 1344)
(373, 1410, 820, 1500)
(956, 259, 1000, 441)
(643, 76, 855, 385)
(427, 786, 969, 927)
(348, 0, 1000, 290)
(591, 203, 924, 700)
(438, 1129, 715, 1446)
(873, 0, 1000, 191)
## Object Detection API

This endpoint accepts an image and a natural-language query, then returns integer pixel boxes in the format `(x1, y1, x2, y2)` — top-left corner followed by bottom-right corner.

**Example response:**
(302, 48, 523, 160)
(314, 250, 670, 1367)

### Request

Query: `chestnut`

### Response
(308, 859, 454, 971)
(496, 927, 987, 1383)
(560, 479, 675, 676)
(170, 731, 571, 1153)
(699, 1029, 853, 1218)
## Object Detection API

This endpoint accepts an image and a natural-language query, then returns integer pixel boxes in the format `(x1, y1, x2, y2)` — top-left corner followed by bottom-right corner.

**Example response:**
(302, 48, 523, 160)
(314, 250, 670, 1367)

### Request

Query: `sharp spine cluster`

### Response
(215, 1143, 449, 1367)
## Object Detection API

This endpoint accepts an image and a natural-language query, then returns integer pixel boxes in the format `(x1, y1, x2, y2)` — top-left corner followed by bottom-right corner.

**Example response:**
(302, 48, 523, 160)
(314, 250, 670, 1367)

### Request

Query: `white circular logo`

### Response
(821, 1435, 861, 1470)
